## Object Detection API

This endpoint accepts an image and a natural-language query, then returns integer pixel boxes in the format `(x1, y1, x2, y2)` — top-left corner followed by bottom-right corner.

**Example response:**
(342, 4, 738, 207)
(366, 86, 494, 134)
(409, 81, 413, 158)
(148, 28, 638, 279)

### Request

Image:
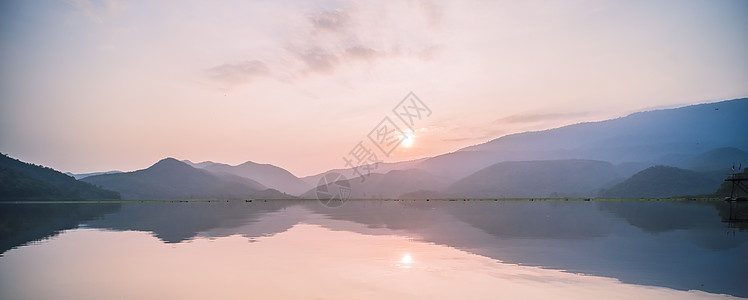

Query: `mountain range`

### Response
(412, 98, 747, 181)
(81, 158, 288, 200)
(184, 160, 312, 195)
(295, 98, 746, 199)
(5, 98, 747, 200)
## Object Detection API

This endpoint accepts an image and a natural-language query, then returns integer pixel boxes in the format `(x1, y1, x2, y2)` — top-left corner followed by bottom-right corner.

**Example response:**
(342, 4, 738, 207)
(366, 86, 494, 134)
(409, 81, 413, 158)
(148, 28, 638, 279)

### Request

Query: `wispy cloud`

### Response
(412, 0, 444, 29)
(435, 120, 507, 144)
(206, 60, 271, 85)
(289, 47, 340, 75)
(343, 46, 382, 61)
(441, 128, 506, 143)
(440, 111, 595, 144)
(495, 111, 592, 124)
(206, 2, 444, 86)
(308, 9, 351, 32)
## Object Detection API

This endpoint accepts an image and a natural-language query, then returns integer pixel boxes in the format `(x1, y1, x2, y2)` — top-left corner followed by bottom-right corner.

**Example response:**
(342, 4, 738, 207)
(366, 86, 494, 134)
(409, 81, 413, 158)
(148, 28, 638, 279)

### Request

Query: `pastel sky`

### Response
(1, 0, 747, 176)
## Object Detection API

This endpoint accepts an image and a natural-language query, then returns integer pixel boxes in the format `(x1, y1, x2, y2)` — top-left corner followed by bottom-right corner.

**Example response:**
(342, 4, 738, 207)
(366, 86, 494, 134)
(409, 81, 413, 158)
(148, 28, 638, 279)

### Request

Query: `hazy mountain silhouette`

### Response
(301, 168, 449, 199)
(686, 147, 748, 171)
(0, 153, 120, 201)
(182, 160, 216, 169)
(300, 158, 428, 187)
(292, 99, 747, 199)
(82, 158, 288, 200)
(600, 166, 722, 198)
(191, 161, 312, 196)
(65, 170, 123, 180)
(612, 147, 747, 177)
(15, 98, 743, 200)
(446, 159, 621, 198)
(368, 149, 739, 199)
(414, 98, 748, 182)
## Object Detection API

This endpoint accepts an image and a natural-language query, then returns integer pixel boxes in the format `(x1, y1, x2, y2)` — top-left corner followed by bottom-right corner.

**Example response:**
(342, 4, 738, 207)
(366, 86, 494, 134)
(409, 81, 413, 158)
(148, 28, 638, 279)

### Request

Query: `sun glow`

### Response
(400, 133, 415, 148)
(401, 253, 413, 264)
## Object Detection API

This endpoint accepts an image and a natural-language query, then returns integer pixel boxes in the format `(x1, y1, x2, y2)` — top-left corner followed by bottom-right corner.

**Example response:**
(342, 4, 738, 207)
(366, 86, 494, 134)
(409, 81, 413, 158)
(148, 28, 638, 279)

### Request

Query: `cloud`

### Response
(309, 9, 351, 32)
(206, 2, 445, 85)
(441, 110, 593, 145)
(412, 0, 444, 28)
(206, 60, 271, 85)
(410, 45, 442, 61)
(437, 120, 507, 143)
(290, 5, 442, 73)
(287, 45, 385, 75)
(292, 48, 340, 74)
(441, 128, 506, 143)
(344, 46, 383, 61)
(496, 111, 591, 124)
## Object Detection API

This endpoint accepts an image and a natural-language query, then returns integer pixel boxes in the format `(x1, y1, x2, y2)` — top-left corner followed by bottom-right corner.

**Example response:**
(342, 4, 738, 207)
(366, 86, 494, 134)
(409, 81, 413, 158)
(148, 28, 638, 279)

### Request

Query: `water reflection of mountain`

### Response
(310, 200, 748, 297)
(1, 200, 746, 297)
(0, 203, 121, 255)
(599, 200, 748, 231)
(86, 201, 301, 243)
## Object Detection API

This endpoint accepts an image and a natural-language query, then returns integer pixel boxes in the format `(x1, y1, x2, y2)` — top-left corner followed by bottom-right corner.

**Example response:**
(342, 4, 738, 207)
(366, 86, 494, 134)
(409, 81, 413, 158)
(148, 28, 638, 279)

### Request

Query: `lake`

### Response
(0, 199, 746, 299)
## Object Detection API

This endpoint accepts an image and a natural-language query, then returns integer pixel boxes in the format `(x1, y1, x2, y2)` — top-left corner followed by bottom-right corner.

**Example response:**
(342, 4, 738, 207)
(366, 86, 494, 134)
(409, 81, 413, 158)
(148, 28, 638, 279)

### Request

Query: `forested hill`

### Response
(0, 154, 120, 201)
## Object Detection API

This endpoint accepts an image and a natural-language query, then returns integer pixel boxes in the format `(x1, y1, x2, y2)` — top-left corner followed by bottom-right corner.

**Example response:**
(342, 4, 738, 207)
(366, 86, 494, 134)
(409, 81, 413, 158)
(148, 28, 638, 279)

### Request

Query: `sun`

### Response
(401, 253, 413, 264)
(400, 133, 415, 148)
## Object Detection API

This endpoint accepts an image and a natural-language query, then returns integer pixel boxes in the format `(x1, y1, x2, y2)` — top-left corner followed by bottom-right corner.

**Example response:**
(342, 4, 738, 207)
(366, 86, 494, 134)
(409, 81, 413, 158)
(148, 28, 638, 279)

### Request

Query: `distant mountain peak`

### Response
(182, 160, 216, 168)
(237, 161, 265, 167)
(149, 157, 193, 171)
(199, 160, 310, 195)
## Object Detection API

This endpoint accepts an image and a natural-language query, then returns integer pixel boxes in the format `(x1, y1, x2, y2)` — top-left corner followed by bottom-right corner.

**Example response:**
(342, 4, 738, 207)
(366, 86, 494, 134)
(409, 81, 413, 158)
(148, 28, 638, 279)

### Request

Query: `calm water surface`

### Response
(0, 200, 746, 299)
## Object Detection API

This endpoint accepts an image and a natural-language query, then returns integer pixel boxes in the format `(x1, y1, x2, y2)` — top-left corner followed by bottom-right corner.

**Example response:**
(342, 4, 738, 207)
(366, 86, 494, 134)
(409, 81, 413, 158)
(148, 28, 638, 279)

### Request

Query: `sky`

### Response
(1, 0, 747, 177)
